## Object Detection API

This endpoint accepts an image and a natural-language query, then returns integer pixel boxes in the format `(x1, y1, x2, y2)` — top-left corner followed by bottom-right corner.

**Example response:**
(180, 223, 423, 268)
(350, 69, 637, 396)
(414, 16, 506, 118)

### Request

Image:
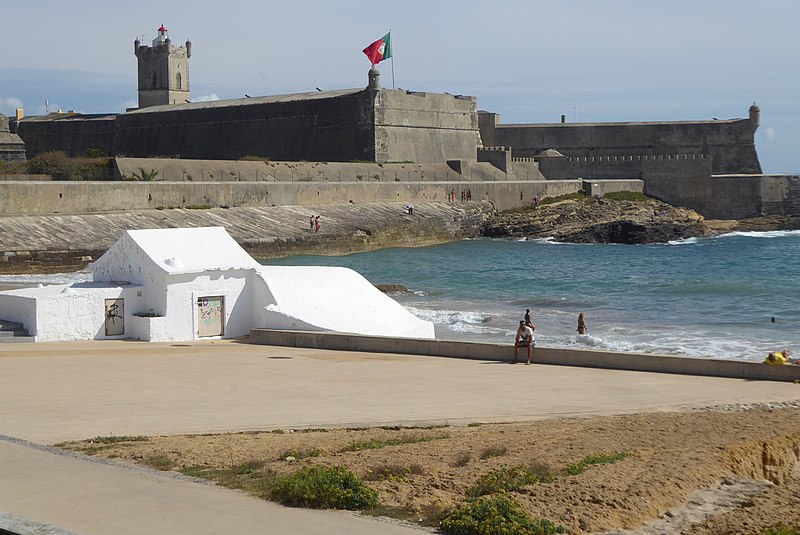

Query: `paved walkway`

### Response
(2, 339, 799, 534)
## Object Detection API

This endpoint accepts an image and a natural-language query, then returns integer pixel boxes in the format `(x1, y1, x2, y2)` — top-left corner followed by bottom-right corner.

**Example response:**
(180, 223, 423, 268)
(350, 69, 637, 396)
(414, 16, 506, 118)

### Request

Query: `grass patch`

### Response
(467, 422, 482, 427)
(467, 465, 543, 497)
(180, 465, 215, 479)
(143, 453, 174, 471)
(540, 192, 587, 205)
(341, 433, 448, 452)
(280, 448, 323, 460)
(479, 446, 508, 459)
(271, 465, 378, 510)
(89, 435, 148, 444)
(364, 463, 424, 482)
(453, 452, 472, 467)
(184, 204, 212, 210)
(234, 459, 267, 475)
(602, 191, 651, 202)
(762, 527, 800, 535)
(441, 494, 565, 535)
(559, 452, 629, 477)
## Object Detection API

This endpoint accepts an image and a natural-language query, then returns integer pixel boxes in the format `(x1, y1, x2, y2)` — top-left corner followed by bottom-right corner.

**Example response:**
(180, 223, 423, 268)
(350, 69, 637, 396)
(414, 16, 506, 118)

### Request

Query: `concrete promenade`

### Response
(2, 339, 800, 534)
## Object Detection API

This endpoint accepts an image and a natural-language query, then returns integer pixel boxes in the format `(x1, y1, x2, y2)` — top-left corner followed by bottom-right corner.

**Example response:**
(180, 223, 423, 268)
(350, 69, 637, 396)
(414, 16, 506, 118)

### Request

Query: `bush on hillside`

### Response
(270, 465, 378, 510)
(27, 151, 110, 180)
(441, 494, 565, 535)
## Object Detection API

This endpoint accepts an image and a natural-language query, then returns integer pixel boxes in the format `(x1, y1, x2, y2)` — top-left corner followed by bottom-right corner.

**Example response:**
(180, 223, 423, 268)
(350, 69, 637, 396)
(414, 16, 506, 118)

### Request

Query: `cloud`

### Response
(193, 93, 220, 102)
(0, 97, 24, 115)
(763, 128, 777, 141)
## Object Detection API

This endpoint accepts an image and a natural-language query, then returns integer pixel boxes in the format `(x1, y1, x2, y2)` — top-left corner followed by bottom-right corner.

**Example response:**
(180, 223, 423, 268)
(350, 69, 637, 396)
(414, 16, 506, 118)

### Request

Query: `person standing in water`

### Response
(577, 313, 588, 335)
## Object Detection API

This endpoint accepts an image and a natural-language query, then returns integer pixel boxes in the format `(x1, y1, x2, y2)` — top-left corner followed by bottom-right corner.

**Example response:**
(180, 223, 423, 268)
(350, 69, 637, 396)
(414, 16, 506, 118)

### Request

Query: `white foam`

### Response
(715, 230, 800, 239)
(667, 237, 698, 245)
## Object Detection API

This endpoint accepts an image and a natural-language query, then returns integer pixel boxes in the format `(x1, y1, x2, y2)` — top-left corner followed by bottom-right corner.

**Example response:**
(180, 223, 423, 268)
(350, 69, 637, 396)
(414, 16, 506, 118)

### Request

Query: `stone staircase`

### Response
(0, 320, 34, 343)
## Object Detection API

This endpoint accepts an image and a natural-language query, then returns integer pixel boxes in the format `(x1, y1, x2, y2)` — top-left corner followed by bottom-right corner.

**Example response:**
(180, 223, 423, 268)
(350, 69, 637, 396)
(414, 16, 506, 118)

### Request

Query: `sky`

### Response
(1, 0, 797, 173)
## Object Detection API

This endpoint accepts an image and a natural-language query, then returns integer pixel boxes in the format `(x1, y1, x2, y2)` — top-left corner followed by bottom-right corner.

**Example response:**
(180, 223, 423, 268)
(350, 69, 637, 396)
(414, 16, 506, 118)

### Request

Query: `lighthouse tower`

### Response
(134, 24, 192, 108)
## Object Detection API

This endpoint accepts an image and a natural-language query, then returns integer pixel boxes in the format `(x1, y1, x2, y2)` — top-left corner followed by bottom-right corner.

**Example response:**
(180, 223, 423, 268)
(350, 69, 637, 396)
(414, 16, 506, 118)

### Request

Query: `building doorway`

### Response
(104, 298, 124, 336)
(196, 296, 225, 338)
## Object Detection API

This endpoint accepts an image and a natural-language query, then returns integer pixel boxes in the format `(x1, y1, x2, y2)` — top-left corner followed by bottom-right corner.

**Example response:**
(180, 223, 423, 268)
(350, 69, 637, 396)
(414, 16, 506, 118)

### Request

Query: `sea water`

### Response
(262, 231, 800, 361)
(1, 231, 797, 362)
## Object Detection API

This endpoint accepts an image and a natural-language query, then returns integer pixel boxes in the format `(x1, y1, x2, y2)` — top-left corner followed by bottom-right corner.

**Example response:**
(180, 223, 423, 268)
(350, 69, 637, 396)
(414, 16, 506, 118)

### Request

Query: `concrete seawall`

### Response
(250, 329, 800, 383)
(0, 178, 584, 216)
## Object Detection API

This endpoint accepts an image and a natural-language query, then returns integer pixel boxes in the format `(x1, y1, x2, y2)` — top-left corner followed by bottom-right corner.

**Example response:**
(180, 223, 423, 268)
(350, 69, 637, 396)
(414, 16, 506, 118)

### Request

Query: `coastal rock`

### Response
(481, 197, 709, 244)
(374, 284, 410, 294)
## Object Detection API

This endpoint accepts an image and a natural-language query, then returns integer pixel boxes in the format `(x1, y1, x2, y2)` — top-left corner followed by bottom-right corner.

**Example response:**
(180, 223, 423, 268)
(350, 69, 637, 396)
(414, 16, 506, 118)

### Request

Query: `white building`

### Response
(0, 227, 434, 342)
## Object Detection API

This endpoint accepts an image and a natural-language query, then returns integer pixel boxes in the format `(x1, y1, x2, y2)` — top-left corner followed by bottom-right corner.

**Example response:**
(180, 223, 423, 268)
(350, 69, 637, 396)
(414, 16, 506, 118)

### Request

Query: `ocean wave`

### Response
(666, 237, 699, 245)
(406, 306, 491, 326)
(714, 230, 800, 239)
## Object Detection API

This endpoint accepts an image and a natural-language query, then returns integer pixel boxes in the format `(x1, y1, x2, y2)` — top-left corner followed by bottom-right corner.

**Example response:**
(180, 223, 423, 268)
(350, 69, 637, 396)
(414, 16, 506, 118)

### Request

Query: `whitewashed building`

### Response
(0, 227, 434, 342)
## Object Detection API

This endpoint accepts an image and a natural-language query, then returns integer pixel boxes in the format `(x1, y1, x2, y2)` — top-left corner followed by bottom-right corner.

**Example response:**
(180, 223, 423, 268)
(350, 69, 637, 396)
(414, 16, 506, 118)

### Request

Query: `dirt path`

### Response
(59, 405, 800, 534)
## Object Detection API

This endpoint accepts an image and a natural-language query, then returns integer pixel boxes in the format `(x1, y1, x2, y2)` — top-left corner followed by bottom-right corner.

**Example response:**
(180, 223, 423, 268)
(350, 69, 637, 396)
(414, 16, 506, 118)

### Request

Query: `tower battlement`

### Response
(134, 25, 191, 108)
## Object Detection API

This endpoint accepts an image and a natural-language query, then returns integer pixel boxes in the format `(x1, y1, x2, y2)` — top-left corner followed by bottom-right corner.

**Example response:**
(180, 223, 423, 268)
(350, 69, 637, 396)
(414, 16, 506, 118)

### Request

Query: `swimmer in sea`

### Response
(577, 312, 587, 335)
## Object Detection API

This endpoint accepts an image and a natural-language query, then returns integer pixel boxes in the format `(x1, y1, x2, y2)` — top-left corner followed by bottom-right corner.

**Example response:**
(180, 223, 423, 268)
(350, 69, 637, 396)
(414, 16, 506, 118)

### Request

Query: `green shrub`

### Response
(364, 463, 424, 482)
(467, 465, 542, 497)
(280, 448, 323, 460)
(27, 151, 110, 180)
(124, 167, 161, 181)
(143, 453, 174, 471)
(560, 452, 629, 477)
(763, 527, 800, 535)
(271, 465, 378, 510)
(441, 494, 565, 535)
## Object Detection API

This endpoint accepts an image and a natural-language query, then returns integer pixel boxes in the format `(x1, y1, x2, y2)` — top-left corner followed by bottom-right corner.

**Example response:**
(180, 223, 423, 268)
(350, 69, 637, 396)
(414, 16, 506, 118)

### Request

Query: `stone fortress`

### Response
(0, 24, 798, 269)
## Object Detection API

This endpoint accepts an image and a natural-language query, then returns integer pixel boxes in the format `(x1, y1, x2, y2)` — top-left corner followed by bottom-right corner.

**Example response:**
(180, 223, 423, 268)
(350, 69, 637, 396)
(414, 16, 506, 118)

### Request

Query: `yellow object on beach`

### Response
(765, 352, 787, 365)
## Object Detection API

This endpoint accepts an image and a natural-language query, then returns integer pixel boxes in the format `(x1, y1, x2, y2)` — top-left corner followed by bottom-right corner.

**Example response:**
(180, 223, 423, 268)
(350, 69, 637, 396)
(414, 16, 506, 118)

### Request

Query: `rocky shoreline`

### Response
(0, 198, 797, 275)
(481, 196, 800, 244)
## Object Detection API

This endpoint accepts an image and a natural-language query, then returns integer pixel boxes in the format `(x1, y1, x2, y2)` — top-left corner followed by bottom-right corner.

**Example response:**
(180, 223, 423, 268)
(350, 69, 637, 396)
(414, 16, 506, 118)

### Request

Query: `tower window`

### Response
(176, 72, 182, 90)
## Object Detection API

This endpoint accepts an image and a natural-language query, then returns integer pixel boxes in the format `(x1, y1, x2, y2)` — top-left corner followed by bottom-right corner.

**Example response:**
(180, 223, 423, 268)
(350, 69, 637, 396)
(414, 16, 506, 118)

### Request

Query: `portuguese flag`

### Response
(362, 32, 392, 65)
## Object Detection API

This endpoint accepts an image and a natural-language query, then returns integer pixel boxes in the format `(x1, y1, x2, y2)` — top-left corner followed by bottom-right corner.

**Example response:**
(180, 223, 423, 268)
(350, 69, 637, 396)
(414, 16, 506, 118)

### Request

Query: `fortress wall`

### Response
(0, 179, 583, 216)
(112, 92, 375, 161)
(112, 158, 516, 182)
(760, 175, 800, 217)
(14, 115, 116, 158)
(374, 90, 481, 163)
(639, 158, 766, 218)
(484, 117, 761, 174)
(539, 153, 709, 180)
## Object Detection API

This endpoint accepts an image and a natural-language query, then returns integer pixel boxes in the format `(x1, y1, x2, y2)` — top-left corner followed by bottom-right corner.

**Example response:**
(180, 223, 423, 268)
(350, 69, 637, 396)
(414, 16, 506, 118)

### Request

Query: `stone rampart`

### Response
(113, 90, 374, 162)
(13, 114, 116, 159)
(481, 112, 761, 175)
(0, 179, 583, 216)
(374, 90, 480, 163)
(539, 153, 710, 180)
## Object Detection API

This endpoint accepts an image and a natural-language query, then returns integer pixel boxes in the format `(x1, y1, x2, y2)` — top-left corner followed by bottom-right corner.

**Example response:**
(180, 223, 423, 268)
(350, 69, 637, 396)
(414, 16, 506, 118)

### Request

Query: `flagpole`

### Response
(390, 30, 395, 89)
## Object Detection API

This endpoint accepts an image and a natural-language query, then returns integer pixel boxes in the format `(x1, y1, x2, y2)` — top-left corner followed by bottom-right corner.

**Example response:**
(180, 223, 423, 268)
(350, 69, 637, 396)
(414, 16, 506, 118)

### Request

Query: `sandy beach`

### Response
(2, 339, 800, 534)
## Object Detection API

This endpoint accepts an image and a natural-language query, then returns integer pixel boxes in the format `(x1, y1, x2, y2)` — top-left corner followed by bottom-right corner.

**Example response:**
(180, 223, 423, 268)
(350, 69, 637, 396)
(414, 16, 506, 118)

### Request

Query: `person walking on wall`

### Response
(314, 215, 320, 232)
(514, 320, 535, 365)
(309, 215, 315, 231)
(577, 312, 588, 335)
